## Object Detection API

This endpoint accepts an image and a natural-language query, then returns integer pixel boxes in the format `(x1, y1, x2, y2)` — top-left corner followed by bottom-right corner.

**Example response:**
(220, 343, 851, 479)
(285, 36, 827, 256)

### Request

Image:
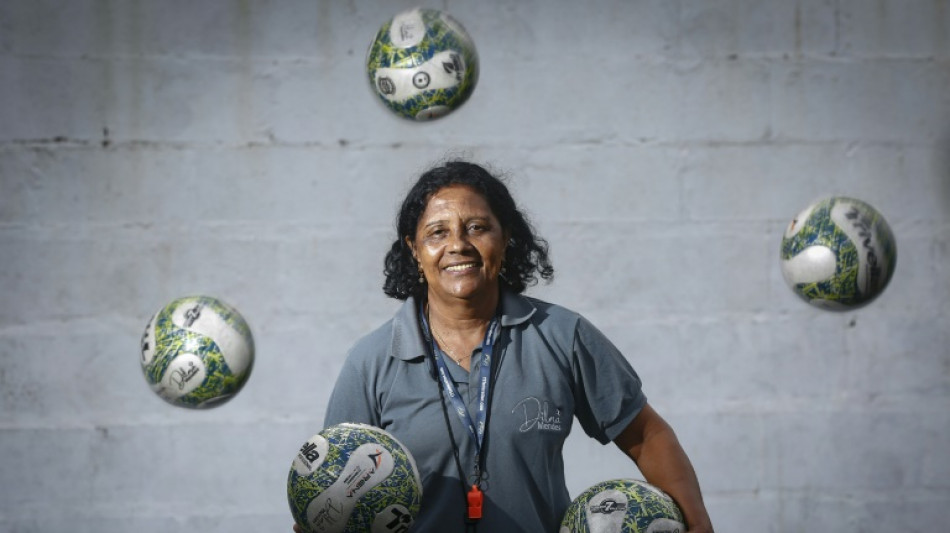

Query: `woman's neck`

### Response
(425, 289, 499, 335)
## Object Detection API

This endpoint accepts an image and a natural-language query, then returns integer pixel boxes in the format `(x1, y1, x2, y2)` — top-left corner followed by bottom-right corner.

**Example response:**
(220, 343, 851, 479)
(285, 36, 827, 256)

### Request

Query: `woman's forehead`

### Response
(422, 184, 492, 214)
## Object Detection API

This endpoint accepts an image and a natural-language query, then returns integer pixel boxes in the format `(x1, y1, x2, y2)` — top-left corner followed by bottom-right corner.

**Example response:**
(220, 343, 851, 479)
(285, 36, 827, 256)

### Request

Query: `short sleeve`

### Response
(570, 316, 647, 444)
(323, 352, 381, 428)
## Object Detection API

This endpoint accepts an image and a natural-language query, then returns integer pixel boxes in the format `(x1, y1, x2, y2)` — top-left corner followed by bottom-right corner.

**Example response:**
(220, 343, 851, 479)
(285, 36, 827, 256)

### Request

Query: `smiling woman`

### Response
(297, 160, 715, 533)
(409, 184, 509, 342)
(383, 161, 554, 300)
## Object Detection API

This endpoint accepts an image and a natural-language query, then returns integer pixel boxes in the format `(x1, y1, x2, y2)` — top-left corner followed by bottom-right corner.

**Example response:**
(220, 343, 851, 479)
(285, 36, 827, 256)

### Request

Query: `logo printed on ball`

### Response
(590, 498, 627, 515)
(300, 442, 321, 464)
(294, 436, 329, 475)
(412, 71, 430, 89)
(344, 448, 387, 497)
(442, 53, 463, 80)
(384, 506, 413, 532)
(377, 77, 396, 95)
(311, 498, 344, 531)
(170, 360, 201, 390)
(183, 303, 202, 327)
(843, 206, 883, 290)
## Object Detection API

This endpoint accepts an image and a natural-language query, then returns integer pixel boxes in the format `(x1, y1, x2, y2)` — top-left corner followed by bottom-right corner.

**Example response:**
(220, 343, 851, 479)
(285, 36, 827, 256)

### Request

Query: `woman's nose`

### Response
(447, 230, 473, 252)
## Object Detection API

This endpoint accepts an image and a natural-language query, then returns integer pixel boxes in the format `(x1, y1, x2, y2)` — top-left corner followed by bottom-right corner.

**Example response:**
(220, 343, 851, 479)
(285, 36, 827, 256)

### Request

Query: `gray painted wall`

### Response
(1, 1, 948, 531)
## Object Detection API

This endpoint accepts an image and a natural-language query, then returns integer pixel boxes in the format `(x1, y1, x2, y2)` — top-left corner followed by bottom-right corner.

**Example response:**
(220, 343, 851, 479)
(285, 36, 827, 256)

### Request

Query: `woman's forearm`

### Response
(614, 404, 714, 533)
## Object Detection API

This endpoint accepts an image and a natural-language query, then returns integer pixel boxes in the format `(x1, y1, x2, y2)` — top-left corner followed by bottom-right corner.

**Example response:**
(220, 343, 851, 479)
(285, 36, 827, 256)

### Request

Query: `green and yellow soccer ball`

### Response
(140, 295, 254, 409)
(366, 7, 479, 121)
(288, 423, 423, 533)
(780, 196, 897, 310)
(560, 479, 685, 533)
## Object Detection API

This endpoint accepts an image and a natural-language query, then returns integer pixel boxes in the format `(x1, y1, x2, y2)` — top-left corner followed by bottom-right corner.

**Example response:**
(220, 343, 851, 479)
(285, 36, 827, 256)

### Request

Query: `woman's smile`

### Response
(444, 261, 480, 273)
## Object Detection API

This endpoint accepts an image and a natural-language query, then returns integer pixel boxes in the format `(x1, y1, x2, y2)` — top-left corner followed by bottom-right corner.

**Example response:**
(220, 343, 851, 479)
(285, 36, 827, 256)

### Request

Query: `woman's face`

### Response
(409, 184, 507, 304)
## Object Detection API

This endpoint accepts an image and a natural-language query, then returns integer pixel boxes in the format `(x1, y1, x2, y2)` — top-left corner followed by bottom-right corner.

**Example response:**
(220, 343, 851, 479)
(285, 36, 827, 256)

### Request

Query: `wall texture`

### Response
(1, 1, 948, 531)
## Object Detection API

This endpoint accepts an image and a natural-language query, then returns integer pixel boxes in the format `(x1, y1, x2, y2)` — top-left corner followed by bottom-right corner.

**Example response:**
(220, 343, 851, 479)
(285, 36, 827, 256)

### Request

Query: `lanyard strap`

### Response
(421, 307, 499, 459)
(419, 301, 502, 525)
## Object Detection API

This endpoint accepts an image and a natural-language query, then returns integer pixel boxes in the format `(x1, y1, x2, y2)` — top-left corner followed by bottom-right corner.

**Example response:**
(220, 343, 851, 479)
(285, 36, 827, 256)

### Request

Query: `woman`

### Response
(301, 161, 714, 532)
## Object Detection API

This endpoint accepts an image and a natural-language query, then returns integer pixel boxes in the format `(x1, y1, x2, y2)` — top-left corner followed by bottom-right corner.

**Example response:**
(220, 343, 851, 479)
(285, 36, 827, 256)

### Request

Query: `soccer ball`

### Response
(365, 7, 479, 121)
(780, 196, 897, 310)
(140, 295, 254, 409)
(560, 479, 685, 533)
(287, 423, 423, 533)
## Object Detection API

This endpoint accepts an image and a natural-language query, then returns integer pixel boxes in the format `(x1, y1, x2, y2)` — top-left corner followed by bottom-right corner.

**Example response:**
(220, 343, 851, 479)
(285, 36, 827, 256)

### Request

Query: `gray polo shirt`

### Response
(324, 290, 647, 532)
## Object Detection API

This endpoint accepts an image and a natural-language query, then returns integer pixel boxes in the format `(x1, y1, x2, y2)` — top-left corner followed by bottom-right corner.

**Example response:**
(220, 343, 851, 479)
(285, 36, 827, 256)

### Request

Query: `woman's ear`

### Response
(405, 236, 417, 261)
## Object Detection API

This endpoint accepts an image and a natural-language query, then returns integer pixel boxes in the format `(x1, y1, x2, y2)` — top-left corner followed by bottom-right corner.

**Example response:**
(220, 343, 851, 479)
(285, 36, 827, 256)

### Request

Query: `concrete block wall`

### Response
(1, 1, 948, 531)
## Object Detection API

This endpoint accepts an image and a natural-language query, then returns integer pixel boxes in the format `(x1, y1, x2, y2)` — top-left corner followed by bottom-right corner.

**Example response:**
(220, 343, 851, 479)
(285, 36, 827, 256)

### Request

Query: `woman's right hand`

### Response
(292, 524, 303, 533)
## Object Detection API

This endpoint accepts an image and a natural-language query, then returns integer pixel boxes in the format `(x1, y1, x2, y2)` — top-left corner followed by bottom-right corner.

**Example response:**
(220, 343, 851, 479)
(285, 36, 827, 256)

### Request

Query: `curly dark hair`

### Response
(383, 160, 554, 300)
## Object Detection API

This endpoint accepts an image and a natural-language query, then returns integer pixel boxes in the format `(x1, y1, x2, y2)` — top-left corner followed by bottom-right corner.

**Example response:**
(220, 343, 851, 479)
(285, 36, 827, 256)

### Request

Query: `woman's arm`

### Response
(613, 403, 714, 533)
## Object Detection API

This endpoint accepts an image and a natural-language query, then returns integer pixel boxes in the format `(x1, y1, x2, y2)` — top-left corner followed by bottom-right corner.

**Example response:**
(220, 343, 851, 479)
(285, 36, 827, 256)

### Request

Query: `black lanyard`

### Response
(418, 302, 500, 527)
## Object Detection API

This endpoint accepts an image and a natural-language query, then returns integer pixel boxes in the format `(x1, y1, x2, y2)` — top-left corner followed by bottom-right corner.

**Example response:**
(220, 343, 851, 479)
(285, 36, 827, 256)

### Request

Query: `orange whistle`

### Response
(467, 484, 483, 520)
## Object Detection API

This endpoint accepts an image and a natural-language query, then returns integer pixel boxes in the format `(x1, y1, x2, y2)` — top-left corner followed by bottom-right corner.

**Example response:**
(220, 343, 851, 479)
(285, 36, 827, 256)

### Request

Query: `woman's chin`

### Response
(432, 278, 497, 301)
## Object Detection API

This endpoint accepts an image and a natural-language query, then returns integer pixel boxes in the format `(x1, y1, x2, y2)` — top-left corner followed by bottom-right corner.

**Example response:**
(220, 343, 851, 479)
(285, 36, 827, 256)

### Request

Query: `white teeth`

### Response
(445, 263, 477, 272)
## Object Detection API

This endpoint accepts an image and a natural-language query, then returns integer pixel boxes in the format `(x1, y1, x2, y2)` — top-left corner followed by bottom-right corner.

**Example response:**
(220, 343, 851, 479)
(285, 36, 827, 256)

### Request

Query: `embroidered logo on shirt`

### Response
(512, 397, 563, 432)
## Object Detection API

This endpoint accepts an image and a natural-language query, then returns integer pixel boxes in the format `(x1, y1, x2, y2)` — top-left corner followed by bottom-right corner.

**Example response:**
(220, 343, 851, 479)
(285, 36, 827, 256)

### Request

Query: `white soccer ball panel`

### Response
(584, 488, 628, 532)
(374, 50, 465, 103)
(304, 492, 350, 533)
(170, 299, 253, 375)
(645, 518, 686, 533)
(344, 424, 423, 495)
(388, 8, 426, 48)
(293, 435, 330, 476)
(414, 106, 451, 120)
(371, 504, 414, 533)
(781, 245, 837, 285)
(829, 200, 891, 295)
(157, 352, 207, 401)
(340, 443, 397, 499)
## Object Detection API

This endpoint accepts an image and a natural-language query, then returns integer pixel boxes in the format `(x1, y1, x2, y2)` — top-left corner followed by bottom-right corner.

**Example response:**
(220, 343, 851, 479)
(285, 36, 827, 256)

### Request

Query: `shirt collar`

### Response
(389, 289, 537, 361)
